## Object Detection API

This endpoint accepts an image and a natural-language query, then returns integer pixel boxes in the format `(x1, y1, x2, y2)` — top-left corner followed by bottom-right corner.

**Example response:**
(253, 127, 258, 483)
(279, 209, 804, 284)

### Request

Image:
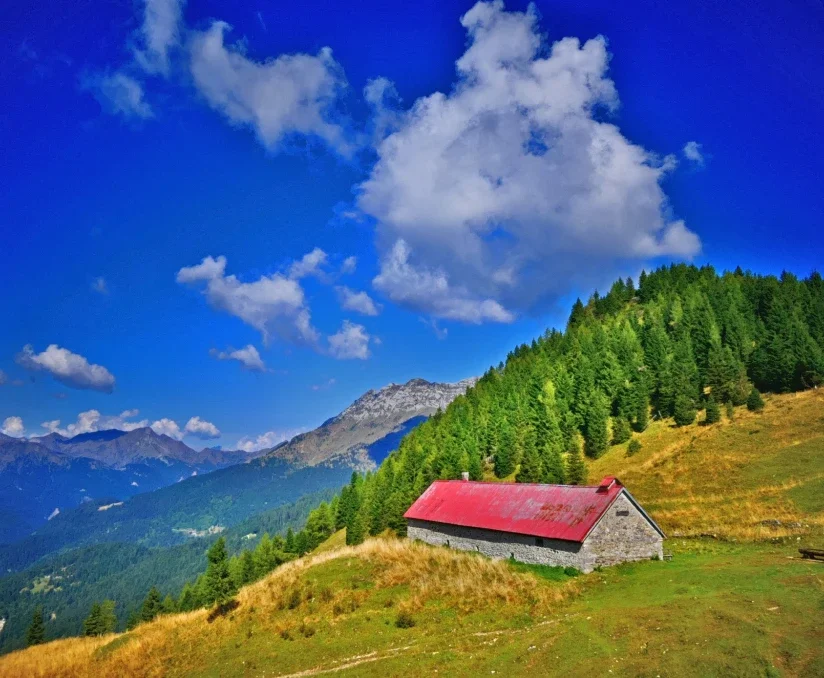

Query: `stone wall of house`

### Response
(406, 490, 663, 572)
(580, 492, 664, 567)
(407, 519, 587, 570)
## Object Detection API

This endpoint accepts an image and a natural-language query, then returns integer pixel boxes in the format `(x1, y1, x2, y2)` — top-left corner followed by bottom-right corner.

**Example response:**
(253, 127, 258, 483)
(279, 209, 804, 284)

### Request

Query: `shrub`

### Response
(704, 396, 721, 424)
(747, 387, 765, 412)
(626, 439, 642, 457)
(673, 394, 697, 426)
(725, 401, 735, 420)
(395, 610, 416, 629)
(287, 588, 302, 610)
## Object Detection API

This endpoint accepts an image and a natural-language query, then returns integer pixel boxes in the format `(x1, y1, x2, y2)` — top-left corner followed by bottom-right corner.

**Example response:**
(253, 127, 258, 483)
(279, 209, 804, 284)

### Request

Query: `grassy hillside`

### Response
(3, 390, 822, 677)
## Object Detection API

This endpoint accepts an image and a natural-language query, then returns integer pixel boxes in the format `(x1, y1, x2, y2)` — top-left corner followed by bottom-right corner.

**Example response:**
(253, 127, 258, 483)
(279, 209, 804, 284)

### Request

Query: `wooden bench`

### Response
(799, 548, 824, 561)
(663, 550, 673, 561)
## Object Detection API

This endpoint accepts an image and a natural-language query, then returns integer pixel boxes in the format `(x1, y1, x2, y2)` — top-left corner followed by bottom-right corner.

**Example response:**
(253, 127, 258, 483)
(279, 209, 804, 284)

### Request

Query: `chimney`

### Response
(597, 476, 619, 492)
(461, 471, 469, 482)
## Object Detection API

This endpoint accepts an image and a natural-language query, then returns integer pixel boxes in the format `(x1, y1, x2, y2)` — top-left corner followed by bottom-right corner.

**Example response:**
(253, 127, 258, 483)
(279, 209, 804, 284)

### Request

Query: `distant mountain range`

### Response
(0, 376, 474, 570)
(266, 377, 478, 467)
(0, 428, 253, 543)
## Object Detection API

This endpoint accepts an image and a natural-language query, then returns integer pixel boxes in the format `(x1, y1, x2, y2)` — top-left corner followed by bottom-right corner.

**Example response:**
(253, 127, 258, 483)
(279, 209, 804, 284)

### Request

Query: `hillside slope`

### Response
(4, 390, 822, 677)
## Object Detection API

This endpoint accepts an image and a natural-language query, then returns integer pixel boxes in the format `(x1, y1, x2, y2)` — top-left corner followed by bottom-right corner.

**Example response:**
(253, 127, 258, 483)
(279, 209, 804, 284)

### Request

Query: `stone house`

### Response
(404, 476, 664, 572)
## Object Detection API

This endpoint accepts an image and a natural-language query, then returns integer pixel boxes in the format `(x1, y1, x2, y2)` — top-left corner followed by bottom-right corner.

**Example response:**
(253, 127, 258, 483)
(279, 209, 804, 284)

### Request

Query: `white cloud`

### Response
(235, 429, 301, 453)
(340, 256, 357, 274)
(83, 72, 154, 119)
(133, 0, 185, 75)
(373, 240, 513, 323)
(210, 345, 267, 372)
(183, 416, 221, 440)
(149, 417, 182, 439)
(43, 409, 148, 437)
(91, 277, 109, 294)
(683, 140, 705, 166)
(1, 416, 25, 437)
(328, 320, 371, 360)
(358, 1, 700, 322)
(176, 255, 319, 346)
(335, 286, 381, 316)
(189, 21, 351, 154)
(311, 378, 336, 391)
(364, 76, 402, 143)
(288, 247, 328, 280)
(18, 344, 116, 393)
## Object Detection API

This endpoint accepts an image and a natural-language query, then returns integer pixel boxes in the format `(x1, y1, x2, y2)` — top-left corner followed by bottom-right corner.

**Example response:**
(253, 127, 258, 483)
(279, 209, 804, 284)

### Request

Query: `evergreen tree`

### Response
(516, 443, 543, 483)
(26, 605, 46, 646)
(747, 387, 765, 411)
(284, 527, 296, 553)
(140, 586, 163, 622)
(705, 396, 721, 424)
(611, 416, 632, 445)
(347, 508, 366, 546)
(632, 383, 650, 432)
(673, 394, 697, 426)
(99, 600, 117, 634)
(584, 393, 610, 458)
(542, 444, 566, 484)
(565, 437, 587, 485)
(83, 602, 102, 636)
(205, 537, 235, 608)
(494, 418, 516, 477)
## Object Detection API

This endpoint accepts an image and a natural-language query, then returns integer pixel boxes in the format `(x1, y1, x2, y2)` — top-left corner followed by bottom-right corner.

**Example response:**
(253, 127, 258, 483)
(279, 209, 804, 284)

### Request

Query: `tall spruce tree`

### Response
(26, 605, 46, 646)
(584, 393, 610, 458)
(205, 537, 235, 608)
(83, 602, 103, 636)
(516, 443, 543, 483)
(565, 438, 587, 485)
(705, 396, 721, 424)
(140, 586, 163, 622)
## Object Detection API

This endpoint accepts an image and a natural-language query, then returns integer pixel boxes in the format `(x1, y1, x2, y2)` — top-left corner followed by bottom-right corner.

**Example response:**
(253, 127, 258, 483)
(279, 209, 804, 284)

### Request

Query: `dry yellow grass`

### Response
(589, 388, 824, 540)
(0, 538, 574, 678)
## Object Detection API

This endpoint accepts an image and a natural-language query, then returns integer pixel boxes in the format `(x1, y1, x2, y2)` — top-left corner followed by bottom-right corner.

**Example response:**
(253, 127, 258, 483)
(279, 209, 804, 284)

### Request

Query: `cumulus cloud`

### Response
(335, 286, 381, 316)
(149, 417, 182, 439)
(133, 0, 186, 75)
(1, 416, 25, 437)
(358, 1, 700, 322)
(288, 247, 328, 280)
(210, 345, 267, 372)
(176, 255, 319, 346)
(83, 72, 154, 119)
(43, 409, 148, 437)
(183, 416, 221, 440)
(189, 21, 351, 154)
(328, 320, 371, 360)
(683, 141, 705, 166)
(18, 344, 116, 393)
(235, 429, 302, 453)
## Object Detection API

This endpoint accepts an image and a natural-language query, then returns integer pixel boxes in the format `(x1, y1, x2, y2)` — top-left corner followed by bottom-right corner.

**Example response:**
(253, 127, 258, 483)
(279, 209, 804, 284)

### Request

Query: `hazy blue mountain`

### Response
(0, 428, 252, 543)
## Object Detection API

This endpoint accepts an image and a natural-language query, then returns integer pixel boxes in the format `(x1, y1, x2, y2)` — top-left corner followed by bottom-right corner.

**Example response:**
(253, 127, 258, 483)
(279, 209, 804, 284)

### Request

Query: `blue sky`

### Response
(2, 0, 822, 449)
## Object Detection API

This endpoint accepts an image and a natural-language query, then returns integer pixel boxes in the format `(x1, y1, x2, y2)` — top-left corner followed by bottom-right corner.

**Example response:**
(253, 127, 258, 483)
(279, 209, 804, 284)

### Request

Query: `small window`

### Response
(535, 538, 544, 547)
(445, 539, 450, 547)
(616, 509, 630, 517)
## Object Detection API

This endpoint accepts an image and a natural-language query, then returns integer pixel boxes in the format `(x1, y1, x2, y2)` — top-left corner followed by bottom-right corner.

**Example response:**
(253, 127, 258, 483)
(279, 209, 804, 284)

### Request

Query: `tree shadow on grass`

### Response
(207, 599, 239, 623)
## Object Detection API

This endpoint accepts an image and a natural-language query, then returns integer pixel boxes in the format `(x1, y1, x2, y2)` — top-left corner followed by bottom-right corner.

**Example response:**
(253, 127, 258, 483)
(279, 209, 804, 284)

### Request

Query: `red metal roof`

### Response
(404, 477, 626, 543)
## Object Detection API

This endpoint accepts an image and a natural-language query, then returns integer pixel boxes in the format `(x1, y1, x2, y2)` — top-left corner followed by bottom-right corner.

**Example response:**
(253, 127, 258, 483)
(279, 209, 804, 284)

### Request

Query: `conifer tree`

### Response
(347, 508, 366, 546)
(494, 418, 516, 477)
(99, 600, 117, 634)
(140, 586, 163, 622)
(542, 445, 566, 484)
(584, 394, 610, 458)
(705, 396, 721, 424)
(83, 602, 102, 636)
(611, 416, 632, 445)
(673, 394, 697, 426)
(205, 537, 235, 609)
(27, 605, 45, 646)
(284, 528, 296, 553)
(516, 443, 543, 483)
(565, 438, 587, 485)
(747, 387, 765, 411)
